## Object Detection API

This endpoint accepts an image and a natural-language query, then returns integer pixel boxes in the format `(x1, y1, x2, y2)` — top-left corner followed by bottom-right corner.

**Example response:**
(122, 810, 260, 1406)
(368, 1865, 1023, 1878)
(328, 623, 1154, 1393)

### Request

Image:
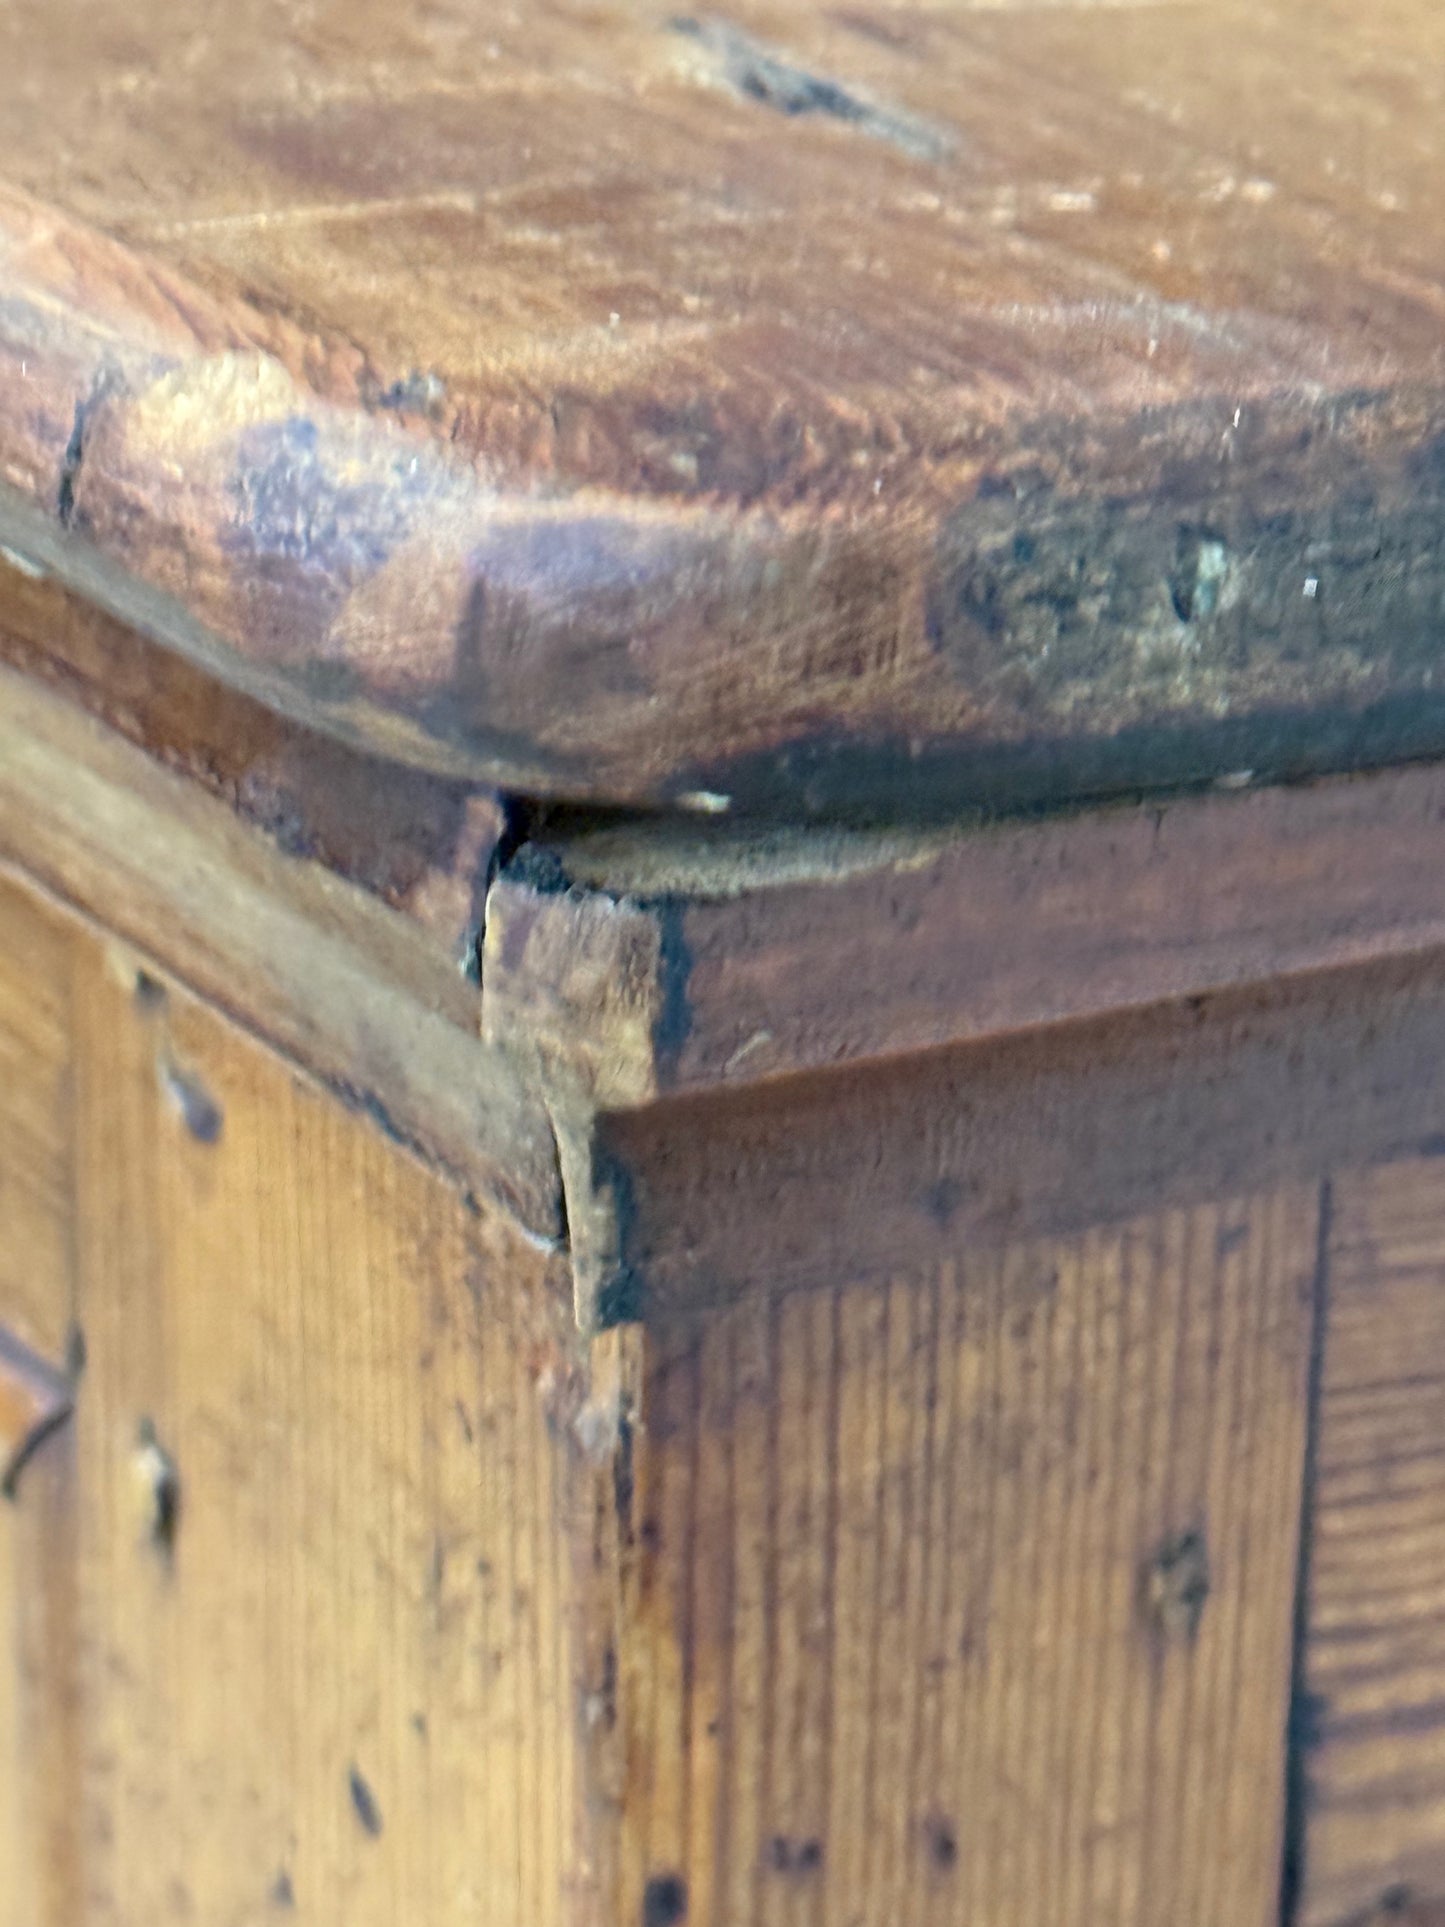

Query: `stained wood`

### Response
(0, 1327, 71, 1498)
(1, 1430, 84, 1927)
(615, 1189, 1320, 1927)
(0, 883, 81, 1923)
(486, 759, 1445, 1109)
(0, 659, 559, 1234)
(0, 882, 78, 1365)
(0, 859, 602, 1925)
(4, 1, 1445, 808)
(599, 953, 1445, 1320)
(1295, 1156, 1445, 1926)
(0, 548, 507, 969)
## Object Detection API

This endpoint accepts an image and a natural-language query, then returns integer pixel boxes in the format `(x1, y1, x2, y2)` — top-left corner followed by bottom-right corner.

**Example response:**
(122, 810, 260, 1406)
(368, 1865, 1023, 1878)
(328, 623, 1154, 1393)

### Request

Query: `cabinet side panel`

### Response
(0, 861, 591, 1926)
(1299, 1156, 1445, 1926)
(0, 877, 77, 1363)
(619, 1189, 1320, 1927)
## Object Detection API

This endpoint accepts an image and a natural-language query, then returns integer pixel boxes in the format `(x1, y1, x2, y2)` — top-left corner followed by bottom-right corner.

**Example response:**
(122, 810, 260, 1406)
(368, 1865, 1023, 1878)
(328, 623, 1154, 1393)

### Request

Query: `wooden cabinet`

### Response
(7, 0, 1445, 1919)
(9, 683, 1445, 1921)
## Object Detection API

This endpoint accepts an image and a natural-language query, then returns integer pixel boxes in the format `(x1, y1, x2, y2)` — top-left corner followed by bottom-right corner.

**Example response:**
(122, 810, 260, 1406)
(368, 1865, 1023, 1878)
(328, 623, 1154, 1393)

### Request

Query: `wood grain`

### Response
(604, 954, 1445, 1321)
(4, 2, 1445, 807)
(0, 658, 559, 1235)
(0, 859, 606, 1926)
(1296, 1157, 1445, 1926)
(1, 1435, 85, 1927)
(0, 882, 79, 1366)
(0, 550, 508, 971)
(487, 758, 1445, 1109)
(0, 882, 82, 1925)
(615, 1189, 1320, 1927)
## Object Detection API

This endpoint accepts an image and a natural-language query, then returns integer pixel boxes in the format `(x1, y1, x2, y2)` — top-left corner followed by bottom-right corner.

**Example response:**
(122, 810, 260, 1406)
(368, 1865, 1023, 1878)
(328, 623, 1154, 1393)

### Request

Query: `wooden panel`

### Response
(0, 859, 593, 1925)
(6, 3, 1445, 807)
(0, 881, 77, 1364)
(603, 953, 1445, 1322)
(2, 1438, 85, 1927)
(0, 553, 507, 967)
(618, 1190, 1320, 1927)
(0, 877, 83, 1927)
(488, 758, 1445, 1107)
(0, 659, 559, 1235)
(1297, 1157, 1445, 1926)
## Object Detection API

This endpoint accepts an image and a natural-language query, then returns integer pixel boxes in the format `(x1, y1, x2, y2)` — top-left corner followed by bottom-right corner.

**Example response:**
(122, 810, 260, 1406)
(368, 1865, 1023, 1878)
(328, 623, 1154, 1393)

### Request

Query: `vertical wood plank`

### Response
(64, 942, 581, 1926)
(622, 1188, 1320, 1927)
(0, 879, 76, 1362)
(1297, 1156, 1445, 1925)
(0, 864, 594, 1926)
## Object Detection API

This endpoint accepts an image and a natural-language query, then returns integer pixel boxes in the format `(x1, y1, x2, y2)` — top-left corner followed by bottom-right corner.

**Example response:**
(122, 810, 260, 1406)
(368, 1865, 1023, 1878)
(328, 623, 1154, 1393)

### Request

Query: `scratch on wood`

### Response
(133, 189, 483, 239)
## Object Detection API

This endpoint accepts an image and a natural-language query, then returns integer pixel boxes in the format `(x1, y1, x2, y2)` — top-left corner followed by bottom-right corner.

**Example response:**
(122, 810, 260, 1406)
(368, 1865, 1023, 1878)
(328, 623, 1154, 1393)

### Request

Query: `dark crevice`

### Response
(548, 1115, 571, 1251)
(472, 791, 554, 984)
(55, 399, 88, 529)
(1279, 1176, 1335, 1926)
(56, 367, 122, 530)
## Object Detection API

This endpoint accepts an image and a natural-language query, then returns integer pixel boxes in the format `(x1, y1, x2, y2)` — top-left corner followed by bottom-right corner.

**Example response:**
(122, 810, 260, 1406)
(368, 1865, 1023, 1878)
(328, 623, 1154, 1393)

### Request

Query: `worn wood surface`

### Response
(0, 861, 606, 1926)
(616, 1190, 1318, 1927)
(0, 550, 508, 969)
(0, 658, 559, 1235)
(485, 759, 1445, 1109)
(0, 884, 80, 1923)
(0, 883, 80, 1369)
(598, 952, 1445, 1322)
(1295, 1157, 1445, 1927)
(5, 0, 1445, 811)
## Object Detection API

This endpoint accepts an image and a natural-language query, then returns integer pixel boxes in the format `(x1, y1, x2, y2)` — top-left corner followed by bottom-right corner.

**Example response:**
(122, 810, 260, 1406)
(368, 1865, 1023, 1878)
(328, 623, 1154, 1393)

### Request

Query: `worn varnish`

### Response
(22, 613, 1445, 1919)
(0, 657, 559, 1234)
(12, 3, 1445, 1910)
(485, 758, 1445, 1109)
(616, 1193, 1319, 1927)
(5, 2, 1445, 809)
(0, 862, 598, 1925)
(1295, 1158, 1445, 1927)
(0, 543, 508, 968)
(0, 883, 77, 1369)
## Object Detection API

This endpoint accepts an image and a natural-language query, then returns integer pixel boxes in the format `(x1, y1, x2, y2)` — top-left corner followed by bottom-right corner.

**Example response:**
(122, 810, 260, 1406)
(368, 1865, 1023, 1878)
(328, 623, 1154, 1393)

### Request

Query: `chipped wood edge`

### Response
(482, 870, 666, 1329)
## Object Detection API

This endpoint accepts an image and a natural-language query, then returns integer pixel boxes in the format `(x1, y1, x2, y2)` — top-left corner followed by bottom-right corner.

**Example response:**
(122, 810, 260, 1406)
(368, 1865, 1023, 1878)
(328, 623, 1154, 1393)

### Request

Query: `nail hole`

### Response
(643, 1874, 688, 1926)
(1147, 1528, 1210, 1640)
(133, 969, 167, 1013)
(923, 1814, 958, 1870)
(348, 1764, 383, 1838)
(134, 1417, 180, 1554)
(160, 1061, 224, 1145)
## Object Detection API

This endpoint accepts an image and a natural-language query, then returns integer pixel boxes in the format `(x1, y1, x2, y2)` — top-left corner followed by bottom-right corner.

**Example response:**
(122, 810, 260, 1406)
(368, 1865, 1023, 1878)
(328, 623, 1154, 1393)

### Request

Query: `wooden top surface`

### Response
(6, 0, 1445, 815)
